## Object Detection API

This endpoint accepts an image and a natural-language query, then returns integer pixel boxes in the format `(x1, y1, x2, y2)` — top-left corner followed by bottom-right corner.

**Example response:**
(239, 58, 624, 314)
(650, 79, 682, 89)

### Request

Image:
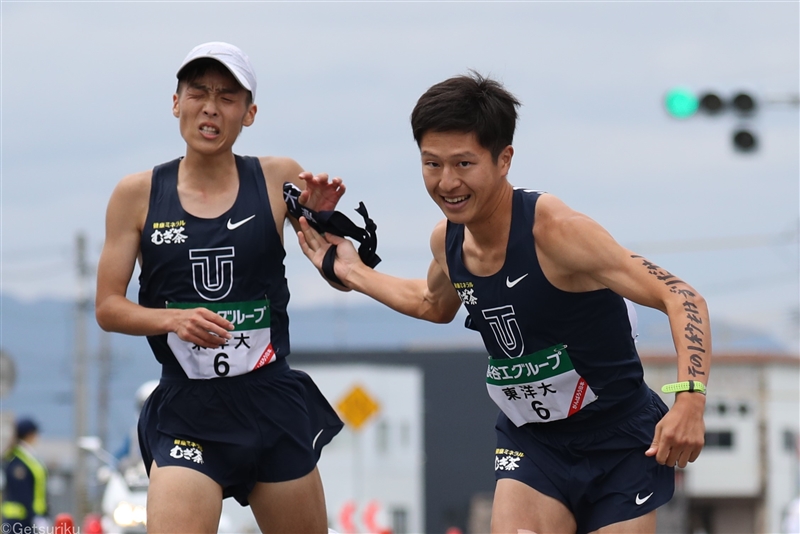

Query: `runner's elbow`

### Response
(423, 304, 458, 324)
(95, 306, 113, 332)
(95, 297, 122, 332)
(693, 292, 708, 312)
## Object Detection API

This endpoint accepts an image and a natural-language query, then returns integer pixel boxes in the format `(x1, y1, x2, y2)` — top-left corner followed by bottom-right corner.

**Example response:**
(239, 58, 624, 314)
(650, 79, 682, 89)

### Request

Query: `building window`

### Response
(391, 507, 408, 534)
(705, 430, 733, 449)
(400, 421, 411, 448)
(783, 430, 797, 454)
(376, 420, 390, 453)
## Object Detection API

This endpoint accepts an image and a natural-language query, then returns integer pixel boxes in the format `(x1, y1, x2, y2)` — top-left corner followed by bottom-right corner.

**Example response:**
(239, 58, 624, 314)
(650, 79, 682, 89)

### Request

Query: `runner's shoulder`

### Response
(533, 193, 595, 240)
(256, 156, 304, 185)
(113, 169, 153, 203)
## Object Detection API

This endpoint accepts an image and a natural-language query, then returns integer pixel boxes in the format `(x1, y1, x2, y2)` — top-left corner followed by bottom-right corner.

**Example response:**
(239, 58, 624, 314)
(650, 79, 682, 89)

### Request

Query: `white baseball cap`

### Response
(177, 42, 257, 101)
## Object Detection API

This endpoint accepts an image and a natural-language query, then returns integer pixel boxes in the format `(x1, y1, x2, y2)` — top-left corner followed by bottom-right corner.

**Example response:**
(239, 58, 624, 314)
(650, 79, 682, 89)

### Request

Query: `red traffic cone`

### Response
(54, 513, 75, 534)
(83, 513, 104, 534)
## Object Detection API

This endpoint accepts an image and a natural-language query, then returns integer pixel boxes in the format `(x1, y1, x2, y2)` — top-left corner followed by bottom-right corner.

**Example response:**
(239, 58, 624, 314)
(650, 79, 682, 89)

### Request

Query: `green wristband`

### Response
(661, 380, 707, 395)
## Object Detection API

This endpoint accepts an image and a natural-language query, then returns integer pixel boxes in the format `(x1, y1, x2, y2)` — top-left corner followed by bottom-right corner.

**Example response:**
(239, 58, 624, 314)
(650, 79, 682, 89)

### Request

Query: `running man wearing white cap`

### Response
(96, 42, 344, 533)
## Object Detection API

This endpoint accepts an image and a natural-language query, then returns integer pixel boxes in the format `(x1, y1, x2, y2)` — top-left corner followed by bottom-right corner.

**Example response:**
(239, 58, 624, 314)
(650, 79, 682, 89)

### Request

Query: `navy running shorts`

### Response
(494, 388, 674, 534)
(138, 358, 343, 506)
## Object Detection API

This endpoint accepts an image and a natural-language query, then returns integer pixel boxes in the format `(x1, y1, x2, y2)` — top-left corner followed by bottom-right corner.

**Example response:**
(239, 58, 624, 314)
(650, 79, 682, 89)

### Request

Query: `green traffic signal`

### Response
(665, 87, 699, 119)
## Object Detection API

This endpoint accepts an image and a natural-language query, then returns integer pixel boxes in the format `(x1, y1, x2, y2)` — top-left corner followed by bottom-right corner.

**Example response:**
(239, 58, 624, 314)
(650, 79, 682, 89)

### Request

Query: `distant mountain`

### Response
(0, 294, 789, 447)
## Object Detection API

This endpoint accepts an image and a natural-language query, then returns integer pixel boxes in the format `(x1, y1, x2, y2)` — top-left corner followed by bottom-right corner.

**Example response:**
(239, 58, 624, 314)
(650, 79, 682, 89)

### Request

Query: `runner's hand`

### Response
(297, 171, 345, 212)
(645, 392, 705, 468)
(297, 216, 358, 291)
(172, 307, 234, 349)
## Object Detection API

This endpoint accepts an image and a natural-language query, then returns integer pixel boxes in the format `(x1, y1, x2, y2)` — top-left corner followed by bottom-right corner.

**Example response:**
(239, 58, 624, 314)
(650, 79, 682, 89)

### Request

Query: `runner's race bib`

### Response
(486, 344, 597, 427)
(167, 300, 276, 379)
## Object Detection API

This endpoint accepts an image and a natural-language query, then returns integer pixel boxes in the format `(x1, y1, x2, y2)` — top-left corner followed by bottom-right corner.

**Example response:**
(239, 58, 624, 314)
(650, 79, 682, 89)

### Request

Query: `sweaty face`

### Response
(172, 70, 256, 155)
(419, 131, 512, 225)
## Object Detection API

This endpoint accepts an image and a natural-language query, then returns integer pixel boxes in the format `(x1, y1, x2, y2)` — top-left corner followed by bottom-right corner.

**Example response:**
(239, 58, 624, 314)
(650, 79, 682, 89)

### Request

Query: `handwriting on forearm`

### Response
(631, 255, 707, 378)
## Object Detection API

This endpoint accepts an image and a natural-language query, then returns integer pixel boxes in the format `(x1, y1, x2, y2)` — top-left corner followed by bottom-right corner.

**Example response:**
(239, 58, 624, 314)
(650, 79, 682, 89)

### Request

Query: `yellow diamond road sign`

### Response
(336, 384, 380, 431)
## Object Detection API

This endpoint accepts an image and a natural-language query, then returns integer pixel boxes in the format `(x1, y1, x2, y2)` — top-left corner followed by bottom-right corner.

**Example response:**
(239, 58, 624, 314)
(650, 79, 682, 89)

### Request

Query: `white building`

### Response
(296, 364, 425, 534)
(643, 353, 800, 534)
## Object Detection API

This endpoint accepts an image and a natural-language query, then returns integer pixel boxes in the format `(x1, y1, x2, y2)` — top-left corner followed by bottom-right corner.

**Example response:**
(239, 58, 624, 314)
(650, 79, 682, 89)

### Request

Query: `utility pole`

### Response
(97, 330, 111, 450)
(74, 232, 91, 520)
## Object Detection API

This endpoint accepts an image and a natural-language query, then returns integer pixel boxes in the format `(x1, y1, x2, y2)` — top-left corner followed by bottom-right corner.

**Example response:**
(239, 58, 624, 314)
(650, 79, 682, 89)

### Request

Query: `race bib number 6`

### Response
(167, 300, 276, 379)
(486, 344, 598, 427)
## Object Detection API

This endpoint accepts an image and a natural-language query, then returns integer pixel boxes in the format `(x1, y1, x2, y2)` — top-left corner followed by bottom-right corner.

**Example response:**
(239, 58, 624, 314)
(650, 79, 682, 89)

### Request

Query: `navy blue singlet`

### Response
(445, 187, 649, 430)
(138, 155, 290, 377)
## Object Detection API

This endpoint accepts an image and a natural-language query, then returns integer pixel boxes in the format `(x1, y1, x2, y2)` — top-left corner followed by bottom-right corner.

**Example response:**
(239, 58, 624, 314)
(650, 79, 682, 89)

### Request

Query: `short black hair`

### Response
(411, 71, 521, 162)
(176, 58, 253, 107)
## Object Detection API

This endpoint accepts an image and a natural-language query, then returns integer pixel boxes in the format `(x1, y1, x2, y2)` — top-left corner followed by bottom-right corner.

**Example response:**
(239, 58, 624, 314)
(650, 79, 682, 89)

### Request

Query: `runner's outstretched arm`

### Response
(298, 217, 461, 323)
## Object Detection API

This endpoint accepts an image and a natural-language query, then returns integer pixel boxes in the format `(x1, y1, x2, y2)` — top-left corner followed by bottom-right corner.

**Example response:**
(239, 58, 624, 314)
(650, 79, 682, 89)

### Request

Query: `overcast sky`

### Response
(2, 1, 798, 351)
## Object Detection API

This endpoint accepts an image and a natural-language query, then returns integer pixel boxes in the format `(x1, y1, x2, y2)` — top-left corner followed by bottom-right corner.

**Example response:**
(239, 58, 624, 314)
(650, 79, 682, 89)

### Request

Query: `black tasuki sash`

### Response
(284, 182, 381, 284)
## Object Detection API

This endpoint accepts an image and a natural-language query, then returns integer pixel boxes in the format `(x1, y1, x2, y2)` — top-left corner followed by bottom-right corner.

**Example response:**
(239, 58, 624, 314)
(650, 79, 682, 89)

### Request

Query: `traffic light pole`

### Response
(764, 94, 800, 107)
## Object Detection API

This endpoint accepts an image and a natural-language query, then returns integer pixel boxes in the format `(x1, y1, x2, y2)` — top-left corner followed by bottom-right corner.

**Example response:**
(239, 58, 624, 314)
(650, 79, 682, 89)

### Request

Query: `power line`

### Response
(626, 229, 798, 255)
(1, 245, 72, 263)
(699, 272, 798, 296)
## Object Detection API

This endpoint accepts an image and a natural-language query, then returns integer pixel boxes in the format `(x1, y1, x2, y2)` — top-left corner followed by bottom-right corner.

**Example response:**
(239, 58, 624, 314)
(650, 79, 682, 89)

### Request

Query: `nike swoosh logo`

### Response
(635, 492, 653, 505)
(506, 274, 529, 288)
(227, 215, 256, 230)
(312, 429, 324, 449)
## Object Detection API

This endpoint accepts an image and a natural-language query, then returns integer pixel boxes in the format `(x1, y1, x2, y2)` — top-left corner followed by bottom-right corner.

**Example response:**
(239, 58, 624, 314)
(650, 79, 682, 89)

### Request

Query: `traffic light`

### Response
(664, 88, 758, 152)
(732, 93, 756, 114)
(732, 129, 757, 151)
(699, 93, 724, 114)
(664, 87, 698, 119)
(665, 89, 758, 119)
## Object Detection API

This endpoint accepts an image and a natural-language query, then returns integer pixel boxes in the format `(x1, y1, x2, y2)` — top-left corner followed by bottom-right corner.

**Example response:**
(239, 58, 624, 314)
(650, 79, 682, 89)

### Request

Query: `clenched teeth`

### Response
(200, 125, 219, 134)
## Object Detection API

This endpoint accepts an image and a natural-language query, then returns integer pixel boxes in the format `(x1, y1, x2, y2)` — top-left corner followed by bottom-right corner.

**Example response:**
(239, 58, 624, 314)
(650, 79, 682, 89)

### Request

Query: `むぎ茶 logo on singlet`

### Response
(453, 281, 478, 306)
(150, 220, 188, 245)
(495, 448, 524, 471)
(169, 439, 204, 464)
(190, 247, 235, 301)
